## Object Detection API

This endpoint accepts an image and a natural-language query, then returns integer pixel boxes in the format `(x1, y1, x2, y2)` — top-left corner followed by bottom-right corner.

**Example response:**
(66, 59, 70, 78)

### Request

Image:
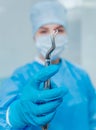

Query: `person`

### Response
(0, 0, 96, 130)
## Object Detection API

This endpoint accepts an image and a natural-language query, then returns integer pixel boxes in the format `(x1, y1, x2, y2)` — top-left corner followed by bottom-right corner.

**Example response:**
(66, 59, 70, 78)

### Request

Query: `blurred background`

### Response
(0, 0, 96, 86)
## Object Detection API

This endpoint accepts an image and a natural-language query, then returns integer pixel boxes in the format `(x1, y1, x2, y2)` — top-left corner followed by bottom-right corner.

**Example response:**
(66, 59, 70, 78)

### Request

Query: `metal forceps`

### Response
(42, 30, 58, 130)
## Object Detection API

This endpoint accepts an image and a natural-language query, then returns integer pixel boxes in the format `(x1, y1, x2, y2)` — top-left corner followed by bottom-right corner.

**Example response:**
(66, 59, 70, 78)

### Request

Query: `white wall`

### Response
(0, 0, 37, 77)
(81, 7, 96, 86)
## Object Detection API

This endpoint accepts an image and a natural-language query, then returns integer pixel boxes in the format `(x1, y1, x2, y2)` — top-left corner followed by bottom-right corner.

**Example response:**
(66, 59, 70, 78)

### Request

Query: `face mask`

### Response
(35, 34, 68, 60)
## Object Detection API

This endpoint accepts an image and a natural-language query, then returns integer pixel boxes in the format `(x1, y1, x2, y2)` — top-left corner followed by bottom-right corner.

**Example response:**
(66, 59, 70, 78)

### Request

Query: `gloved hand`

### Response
(8, 65, 68, 128)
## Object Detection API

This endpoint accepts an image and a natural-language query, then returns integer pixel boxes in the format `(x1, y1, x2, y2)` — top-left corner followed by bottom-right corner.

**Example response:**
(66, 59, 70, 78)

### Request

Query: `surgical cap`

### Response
(30, 0, 67, 36)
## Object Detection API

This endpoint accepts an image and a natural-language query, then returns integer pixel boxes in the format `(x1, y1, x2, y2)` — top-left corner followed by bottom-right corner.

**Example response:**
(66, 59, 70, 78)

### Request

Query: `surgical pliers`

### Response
(42, 30, 58, 130)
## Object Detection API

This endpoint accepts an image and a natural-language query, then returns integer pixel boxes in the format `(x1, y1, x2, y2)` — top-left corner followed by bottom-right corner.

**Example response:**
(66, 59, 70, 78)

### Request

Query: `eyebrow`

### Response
(55, 25, 63, 29)
(40, 25, 63, 30)
(40, 27, 48, 30)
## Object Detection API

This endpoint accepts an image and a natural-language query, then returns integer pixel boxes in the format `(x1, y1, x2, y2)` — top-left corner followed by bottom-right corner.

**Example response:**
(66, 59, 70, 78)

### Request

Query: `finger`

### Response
(32, 86, 68, 103)
(27, 99, 63, 116)
(32, 111, 56, 126)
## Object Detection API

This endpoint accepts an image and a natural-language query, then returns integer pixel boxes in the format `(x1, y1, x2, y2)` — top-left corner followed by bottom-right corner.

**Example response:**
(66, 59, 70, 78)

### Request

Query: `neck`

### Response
(39, 55, 60, 64)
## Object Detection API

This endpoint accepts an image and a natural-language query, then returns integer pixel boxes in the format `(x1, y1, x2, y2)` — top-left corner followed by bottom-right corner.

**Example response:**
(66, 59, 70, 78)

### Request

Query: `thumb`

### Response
(32, 64, 60, 87)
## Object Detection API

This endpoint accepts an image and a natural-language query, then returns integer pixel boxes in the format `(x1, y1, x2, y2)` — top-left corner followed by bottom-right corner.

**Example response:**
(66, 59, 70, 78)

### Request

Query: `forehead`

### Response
(39, 24, 64, 30)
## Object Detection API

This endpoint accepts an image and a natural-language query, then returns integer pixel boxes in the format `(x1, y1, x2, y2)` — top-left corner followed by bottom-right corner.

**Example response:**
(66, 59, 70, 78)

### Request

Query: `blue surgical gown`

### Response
(0, 59, 96, 130)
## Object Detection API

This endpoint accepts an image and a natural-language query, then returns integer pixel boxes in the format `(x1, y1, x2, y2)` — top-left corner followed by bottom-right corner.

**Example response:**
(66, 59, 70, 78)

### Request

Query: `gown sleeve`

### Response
(0, 64, 34, 129)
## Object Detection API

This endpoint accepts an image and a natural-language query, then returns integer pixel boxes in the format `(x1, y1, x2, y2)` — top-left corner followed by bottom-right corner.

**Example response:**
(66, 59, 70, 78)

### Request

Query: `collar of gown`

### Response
(34, 56, 45, 65)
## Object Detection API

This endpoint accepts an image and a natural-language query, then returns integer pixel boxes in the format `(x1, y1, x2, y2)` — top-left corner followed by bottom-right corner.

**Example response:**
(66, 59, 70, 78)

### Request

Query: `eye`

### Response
(58, 29, 65, 33)
(40, 30, 48, 34)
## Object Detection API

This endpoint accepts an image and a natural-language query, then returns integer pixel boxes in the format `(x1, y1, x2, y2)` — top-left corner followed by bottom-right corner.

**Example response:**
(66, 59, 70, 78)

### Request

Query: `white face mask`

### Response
(35, 34, 68, 60)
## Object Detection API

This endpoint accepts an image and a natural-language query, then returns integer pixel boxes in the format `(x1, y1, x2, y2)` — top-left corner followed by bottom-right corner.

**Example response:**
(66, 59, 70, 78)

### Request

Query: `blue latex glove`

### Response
(8, 65, 68, 128)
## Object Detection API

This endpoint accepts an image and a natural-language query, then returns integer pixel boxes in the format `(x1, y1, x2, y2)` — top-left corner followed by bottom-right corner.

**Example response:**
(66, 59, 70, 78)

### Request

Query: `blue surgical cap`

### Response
(30, 0, 67, 36)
